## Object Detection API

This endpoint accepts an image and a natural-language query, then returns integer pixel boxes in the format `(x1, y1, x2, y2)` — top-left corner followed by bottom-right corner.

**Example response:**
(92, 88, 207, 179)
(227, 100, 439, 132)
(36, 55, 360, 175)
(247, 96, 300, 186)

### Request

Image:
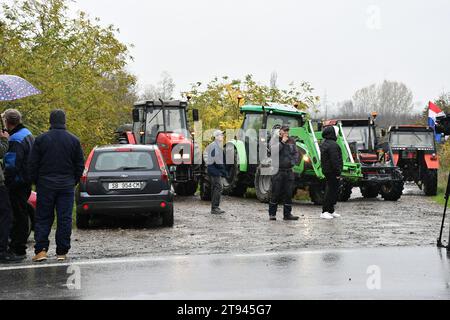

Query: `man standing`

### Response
(206, 130, 227, 215)
(29, 110, 85, 262)
(320, 126, 343, 220)
(0, 130, 21, 263)
(269, 126, 300, 221)
(2, 109, 34, 260)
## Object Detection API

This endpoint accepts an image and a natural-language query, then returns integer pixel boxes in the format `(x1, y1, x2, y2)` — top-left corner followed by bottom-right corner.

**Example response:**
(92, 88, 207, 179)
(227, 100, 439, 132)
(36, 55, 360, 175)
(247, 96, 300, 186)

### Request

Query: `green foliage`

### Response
(0, 0, 137, 154)
(183, 75, 319, 131)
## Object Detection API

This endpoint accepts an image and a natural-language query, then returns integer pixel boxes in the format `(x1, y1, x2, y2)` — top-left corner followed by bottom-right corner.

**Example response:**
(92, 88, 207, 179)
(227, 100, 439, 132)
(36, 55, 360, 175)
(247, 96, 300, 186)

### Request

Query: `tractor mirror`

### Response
(381, 129, 387, 137)
(132, 109, 140, 123)
(192, 109, 200, 122)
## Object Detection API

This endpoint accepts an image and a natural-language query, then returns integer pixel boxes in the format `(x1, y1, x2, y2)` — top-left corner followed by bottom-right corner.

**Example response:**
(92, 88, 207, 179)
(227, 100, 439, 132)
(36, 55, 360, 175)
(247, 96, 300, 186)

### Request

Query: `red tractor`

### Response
(387, 125, 439, 196)
(118, 100, 201, 196)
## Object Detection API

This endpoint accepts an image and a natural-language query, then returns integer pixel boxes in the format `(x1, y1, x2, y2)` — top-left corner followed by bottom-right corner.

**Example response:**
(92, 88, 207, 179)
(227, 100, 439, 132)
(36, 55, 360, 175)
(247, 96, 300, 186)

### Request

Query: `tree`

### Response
(184, 75, 319, 131)
(141, 71, 175, 101)
(352, 80, 413, 117)
(0, 0, 137, 154)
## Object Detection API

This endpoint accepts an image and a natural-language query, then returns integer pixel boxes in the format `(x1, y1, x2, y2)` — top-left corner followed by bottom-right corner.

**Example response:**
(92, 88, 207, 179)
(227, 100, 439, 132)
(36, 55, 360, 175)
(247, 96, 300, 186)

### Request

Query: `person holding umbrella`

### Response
(0, 75, 40, 263)
(2, 109, 34, 260)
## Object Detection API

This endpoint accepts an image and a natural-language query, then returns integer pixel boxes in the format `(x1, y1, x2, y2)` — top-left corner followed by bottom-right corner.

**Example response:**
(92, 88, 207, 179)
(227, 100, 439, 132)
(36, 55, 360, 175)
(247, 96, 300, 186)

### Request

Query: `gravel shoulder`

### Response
(25, 184, 446, 260)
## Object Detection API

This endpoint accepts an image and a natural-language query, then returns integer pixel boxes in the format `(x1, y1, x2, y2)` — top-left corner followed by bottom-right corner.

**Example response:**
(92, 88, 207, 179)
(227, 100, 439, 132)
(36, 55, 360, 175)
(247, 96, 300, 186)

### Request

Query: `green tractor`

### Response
(199, 104, 362, 204)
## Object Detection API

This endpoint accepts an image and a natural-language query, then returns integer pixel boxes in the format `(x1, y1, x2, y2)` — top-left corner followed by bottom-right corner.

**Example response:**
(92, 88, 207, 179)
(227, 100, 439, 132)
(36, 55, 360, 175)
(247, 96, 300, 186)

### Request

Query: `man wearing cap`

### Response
(0, 129, 22, 263)
(2, 109, 34, 260)
(269, 125, 300, 221)
(206, 130, 228, 215)
(28, 110, 85, 262)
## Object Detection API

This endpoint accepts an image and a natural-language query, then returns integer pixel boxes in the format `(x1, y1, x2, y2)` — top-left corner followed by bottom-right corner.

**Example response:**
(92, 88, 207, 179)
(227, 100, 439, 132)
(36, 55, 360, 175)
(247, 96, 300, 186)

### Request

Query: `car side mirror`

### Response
(132, 109, 140, 123)
(192, 109, 200, 122)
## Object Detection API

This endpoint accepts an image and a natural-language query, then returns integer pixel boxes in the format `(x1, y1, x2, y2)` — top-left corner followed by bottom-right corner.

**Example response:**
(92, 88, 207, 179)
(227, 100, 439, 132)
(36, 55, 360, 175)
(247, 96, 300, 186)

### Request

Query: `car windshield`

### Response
(390, 132, 434, 148)
(93, 151, 155, 172)
(145, 107, 188, 143)
(342, 126, 376, 150)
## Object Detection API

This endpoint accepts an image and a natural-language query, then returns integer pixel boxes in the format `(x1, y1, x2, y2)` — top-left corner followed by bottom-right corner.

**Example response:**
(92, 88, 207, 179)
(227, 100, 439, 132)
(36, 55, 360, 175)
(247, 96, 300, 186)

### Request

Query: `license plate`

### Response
(108, 182, 144, 190)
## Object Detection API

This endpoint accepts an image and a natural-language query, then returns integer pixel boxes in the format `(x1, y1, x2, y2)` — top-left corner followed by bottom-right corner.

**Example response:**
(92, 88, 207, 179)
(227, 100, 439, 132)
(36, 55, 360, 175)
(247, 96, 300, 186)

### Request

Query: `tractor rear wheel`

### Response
(423, 169, 438, 196)
(380, 181, 404, 201)
(255, 166, 272, 203)
(309, 183, 326, 206)
(199, 175, 212, 201)
(360, 185, 379, 199)
(222, 146, 248, 197)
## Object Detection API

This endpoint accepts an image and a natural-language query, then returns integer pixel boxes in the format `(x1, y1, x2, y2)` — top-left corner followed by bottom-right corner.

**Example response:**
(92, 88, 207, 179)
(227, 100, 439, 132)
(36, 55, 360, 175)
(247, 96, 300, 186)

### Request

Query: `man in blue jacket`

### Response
(206, 130, 228, 215)
(2, 109, 34, 260)
(28, 110, 85, 262)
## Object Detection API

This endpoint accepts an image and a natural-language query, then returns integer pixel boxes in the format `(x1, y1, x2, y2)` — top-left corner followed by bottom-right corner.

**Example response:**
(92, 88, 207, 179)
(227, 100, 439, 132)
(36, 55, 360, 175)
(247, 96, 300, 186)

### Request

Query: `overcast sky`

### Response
(72, 0, 450, 111)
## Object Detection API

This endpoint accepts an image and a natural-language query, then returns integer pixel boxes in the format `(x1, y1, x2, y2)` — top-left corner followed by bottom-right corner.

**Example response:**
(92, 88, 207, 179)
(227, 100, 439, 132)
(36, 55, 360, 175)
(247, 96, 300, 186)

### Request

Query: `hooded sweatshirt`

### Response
(320, 126, 344, 176)
(28, 110, 85, 190)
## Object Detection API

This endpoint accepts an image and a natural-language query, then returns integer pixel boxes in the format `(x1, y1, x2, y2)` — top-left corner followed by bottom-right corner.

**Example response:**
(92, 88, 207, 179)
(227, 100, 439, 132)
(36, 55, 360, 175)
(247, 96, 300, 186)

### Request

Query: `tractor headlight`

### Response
(173, 154, 182, 160)
(182, 154, 191, 160)
(303, 155, 310, 163)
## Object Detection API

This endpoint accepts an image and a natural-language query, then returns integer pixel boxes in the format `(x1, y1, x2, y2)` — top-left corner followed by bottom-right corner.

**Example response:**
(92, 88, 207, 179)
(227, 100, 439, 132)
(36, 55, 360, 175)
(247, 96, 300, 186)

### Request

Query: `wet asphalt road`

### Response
(0, 247, 449, 300)
(23, 183, 446, 261)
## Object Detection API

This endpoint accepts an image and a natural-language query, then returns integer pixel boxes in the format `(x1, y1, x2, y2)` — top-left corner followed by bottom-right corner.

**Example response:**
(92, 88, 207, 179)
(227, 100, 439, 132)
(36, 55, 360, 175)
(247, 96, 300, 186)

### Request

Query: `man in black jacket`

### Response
(320, 126, 344, 220)
(269, 126, 300, 221)
(29, 110, 85, 262)
(2, 109, 34, 259)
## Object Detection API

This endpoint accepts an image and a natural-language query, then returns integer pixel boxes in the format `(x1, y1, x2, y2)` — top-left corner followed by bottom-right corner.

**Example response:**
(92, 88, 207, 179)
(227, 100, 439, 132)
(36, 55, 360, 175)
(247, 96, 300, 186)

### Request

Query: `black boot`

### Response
(0, 252, 26, 264)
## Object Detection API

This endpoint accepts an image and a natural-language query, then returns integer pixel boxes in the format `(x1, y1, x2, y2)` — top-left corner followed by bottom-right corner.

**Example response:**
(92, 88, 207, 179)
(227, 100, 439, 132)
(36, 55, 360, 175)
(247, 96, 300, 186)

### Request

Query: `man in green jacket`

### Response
(0, 129, 22, 263)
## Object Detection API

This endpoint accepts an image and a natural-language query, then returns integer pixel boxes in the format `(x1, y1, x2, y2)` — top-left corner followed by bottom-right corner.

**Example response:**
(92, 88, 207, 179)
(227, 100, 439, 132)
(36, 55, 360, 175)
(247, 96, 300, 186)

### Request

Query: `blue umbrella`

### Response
(0, 75, 41, 101)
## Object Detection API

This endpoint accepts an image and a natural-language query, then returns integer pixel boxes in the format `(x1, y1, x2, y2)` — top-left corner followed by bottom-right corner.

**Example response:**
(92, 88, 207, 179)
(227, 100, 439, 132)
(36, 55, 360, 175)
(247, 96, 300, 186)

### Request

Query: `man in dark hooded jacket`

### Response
(28, 110, 85, 262)
(320, 126, 343, 219)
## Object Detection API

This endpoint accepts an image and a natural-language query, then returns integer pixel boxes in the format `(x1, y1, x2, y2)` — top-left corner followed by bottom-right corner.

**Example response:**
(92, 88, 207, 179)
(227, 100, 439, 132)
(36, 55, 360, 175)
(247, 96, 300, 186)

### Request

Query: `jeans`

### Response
(210, 175, 223, 211)
(269, 169, 295, 217)
(8, 184, 31, 255)
(323, 174, 339, 214)
(34, 186, 75, 255)
(0, 186, 13, 255)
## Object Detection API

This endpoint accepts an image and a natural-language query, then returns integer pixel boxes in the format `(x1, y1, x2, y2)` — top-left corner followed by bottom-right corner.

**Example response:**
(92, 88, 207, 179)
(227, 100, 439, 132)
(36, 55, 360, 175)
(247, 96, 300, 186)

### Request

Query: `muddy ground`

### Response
(24, 184, 447, 260)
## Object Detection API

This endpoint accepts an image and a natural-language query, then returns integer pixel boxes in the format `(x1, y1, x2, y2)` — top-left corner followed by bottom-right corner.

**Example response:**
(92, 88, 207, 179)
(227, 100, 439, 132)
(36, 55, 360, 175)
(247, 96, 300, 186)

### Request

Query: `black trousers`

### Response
(0, 186, 13, 255)
(269, 169, 295, 217)
(8, 184, 31, 255)
(323, 174, 339, 214)
(210, 176, 223, 210)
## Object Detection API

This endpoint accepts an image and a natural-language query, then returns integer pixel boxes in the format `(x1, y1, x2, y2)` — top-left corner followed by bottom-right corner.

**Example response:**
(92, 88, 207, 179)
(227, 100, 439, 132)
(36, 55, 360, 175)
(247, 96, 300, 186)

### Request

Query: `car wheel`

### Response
(76, 212, 90, 230)
(162, 206, 174, 228)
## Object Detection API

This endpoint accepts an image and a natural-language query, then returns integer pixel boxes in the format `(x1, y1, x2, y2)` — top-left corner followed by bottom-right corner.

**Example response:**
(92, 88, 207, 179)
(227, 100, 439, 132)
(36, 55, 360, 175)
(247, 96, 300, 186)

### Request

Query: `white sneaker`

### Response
(331, 213, 341, 218)
(320, 212, 334, 220)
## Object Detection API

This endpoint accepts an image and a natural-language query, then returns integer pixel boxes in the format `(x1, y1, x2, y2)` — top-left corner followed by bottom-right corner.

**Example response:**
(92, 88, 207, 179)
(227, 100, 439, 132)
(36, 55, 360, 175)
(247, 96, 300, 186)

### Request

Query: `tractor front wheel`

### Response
(360, 185, 379, 199)
(255, 166, 272, 203)
(199, 175, 212, 201)
(338, 181, 353, 202)
(380, 181, 404, 201)
(174, 181, 198, 197)
(309, 183, 326, 206)
(222, 146, 248, 197)
(423, 169, 438, 196)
